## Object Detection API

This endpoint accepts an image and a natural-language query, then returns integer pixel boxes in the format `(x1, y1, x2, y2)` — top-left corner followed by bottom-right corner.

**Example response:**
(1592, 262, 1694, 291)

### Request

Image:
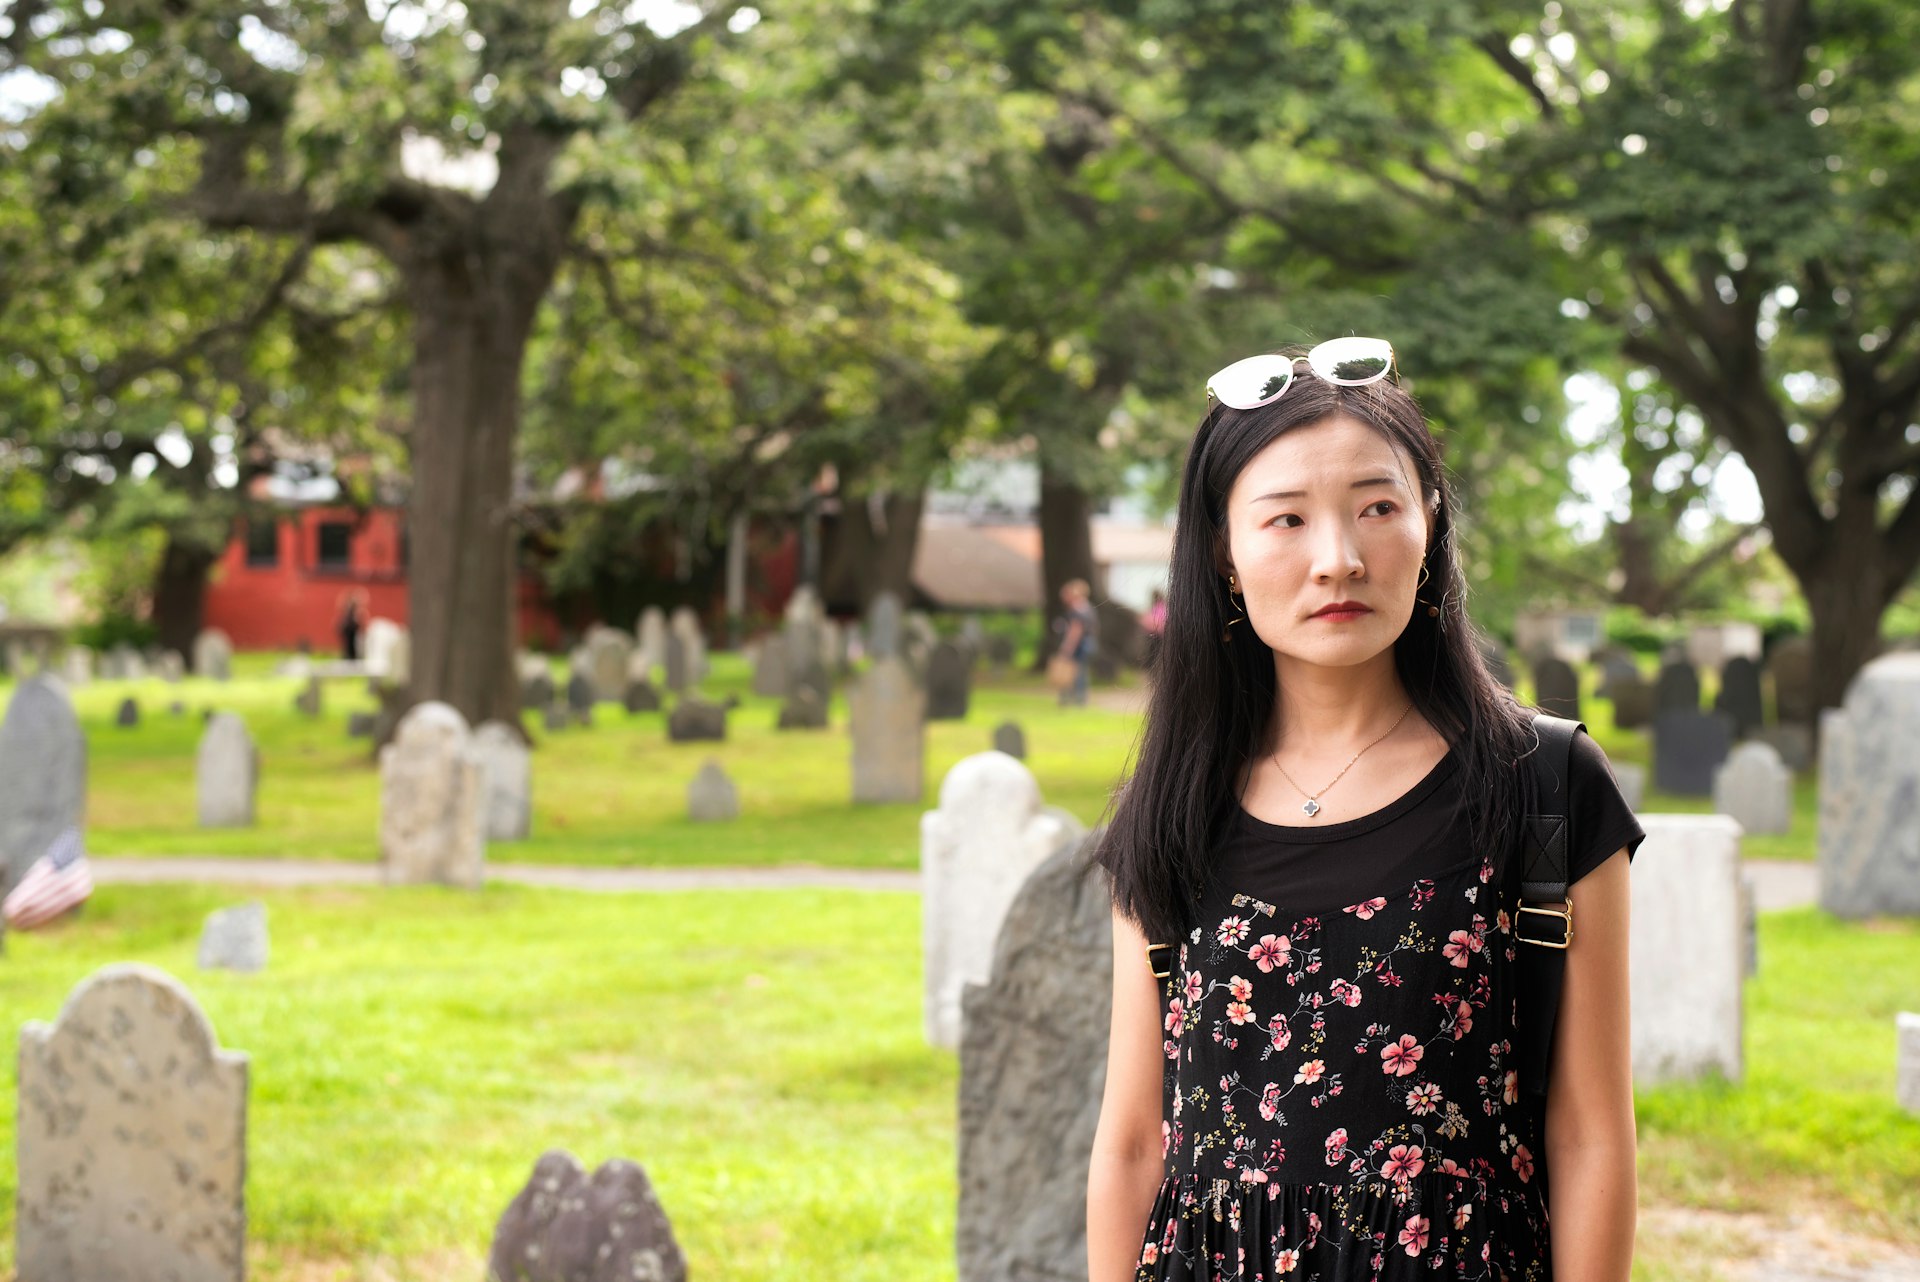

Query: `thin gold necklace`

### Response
(1272, 700, 1416, 818)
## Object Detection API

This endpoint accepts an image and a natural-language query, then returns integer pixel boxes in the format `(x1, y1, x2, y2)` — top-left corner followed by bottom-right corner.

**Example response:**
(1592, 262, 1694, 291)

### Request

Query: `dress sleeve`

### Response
(1566, 728, 1646, 886)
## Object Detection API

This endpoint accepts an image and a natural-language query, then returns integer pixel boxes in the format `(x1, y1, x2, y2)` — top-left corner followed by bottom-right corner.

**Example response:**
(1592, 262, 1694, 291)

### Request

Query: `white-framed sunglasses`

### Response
(1205, 337, 1396, 411)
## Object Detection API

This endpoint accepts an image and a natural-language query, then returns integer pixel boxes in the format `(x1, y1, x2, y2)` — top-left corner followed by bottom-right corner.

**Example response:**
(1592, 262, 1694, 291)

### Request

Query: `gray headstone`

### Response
(1753, 722, 1813, 773)
(992, 722, 1026, 759)
(18, 964, 248, 1282)
(363, 619, 407, 682)
(1765, 635, 1815, 725)
(667, 698, 726, 743)
(0, 676, 87, 901)
(1630, 817, 1744, 1084)
(687, 759, 739, 822)
(347, 711, 377, 739)
(851, 657, 925, 804)
(1609, 670, 1654, 730)
(624, 678, 661, 713)
(116, 696, 141, 727)
(486, 1149, 686, 1282)
(1898, 1012, 1920, 1117)
(1818, 653, 1920, 917)
(1713, 655, 1765, 738)
(752, 634, 791, 699)
(636, 607, 668, 679)
(669, 607, 707, 684)
(196, 713, 258, 828)
(1593, 649, 1640, 699)
(1713, 741, 1792, 835)
(198, 902, 268, 973)
(958, 832, 1107, 1282)
(1532, 656, 1581, 721)
(109, 644, 148, 681)
(379, 702, 486, 889)
(663, 632, 689, 693)
(585, 626, 633, 703)
(294, 676, 322, 717)
(157, 650, 186, 683)
(565, 673, 596, 714)
(474, 721, 532, 842)
(1655, 660, 1701, 714)
(866, 590, 903, 661)
(926, 641, 973, 721)
(521, 670, 555, 712)
(776, 687, 828, 731)
(192, 629, 233, 680)
(1652, 709, 1733, 797)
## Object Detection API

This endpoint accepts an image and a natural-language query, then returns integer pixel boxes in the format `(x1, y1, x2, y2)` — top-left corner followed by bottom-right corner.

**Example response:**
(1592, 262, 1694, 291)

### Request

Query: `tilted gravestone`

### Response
(992, 721, 1026, 760)
(474, 721, 532, 842)
(1818, 652, 1920, 918)
(1713, 741, 1792, 835)
(486, 1149, 687, 1282)
(1630, 816, 1744, 1084)
(667, 698, 726, 743)
(192, 628, 233, 680)
(1654, 659, 1701, 714)
(0, 676, 87, 917)
(198, 901, 269, 973)
(197, 713, 259, 828)
(957, 830, 1108, 1282)
(379, 702, 486, 889)
(1652, 709, 1733, 797)
(926, 641, 973, 721)
(923, 752, 1086, 1049)
(1531, 656, 1581, 722)
(687, 759, 739, 822)
(850, 656, 925, 804)
(1713, 655, 1765, 738)
(1609, 670, 1654, 730)
(1765, 634, 1816, 726)
(17, 964, 248, 1282)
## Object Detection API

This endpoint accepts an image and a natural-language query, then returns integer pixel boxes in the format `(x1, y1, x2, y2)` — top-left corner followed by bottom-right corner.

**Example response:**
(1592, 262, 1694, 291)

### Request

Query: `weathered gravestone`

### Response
(157, 650, 186, 683)
(61, 645, 92, 686)
(1713, 655, 1765, 738)
(923, 752, 1086, 1049)
(635, 606, 668, 680)
(926, 641, 973, 721)
(624, 678, 661, 713)
(1754, 722, 1814, 773)
(347, 711, 377, 739)
(1630, 815, 1744, 1084)
(992, 721, 1026, 759)
(198, 901, 268, 973)
(1654, 659, 1701, 714)
(17, 964, 248, 1282)
(752, 634, 790, 698)
(667, 698, 726, 742)
(1531, 656, 1581, 721)
(474, 721, 532, 842)
(1713, 741, 1792, 835)
(1593, 648, 1640, 699)
(1898, 1013, 1920, 1117)
(669, 607, 707, 684)
(1818, 652, 1920, 917)
(851, 656, 925, 804)
(957, 831, 1108, 1282)
(192, 628, 233, 680)
(379, 702, 486, 889)
(1652, 709, 1733, 797)
(687, 759, 739, 822)
(585, 626, 633, 703)
(565, 672, 595, 716)
(486, 1150, 686, 1282)
(1608, 670, 1654, 731)
(363, 618, 406, 680)
(196, 713, 258, 828)
(115, 695, 141, 728)
(866, 590, 903, 661)
(521, 669, 555, 713)
(0, 677, 88, 913)
(1765, 635, 1815, 725)
(776, 687, 827, 730)
(108, 644, 147, 681)
(663, 631, 689, 693)
(294, 676, 323, 717)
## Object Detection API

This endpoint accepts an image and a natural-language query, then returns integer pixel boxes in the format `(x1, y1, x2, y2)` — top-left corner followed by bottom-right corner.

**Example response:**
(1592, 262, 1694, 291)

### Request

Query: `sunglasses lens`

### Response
(1309, 337, 1393, 384)
(1207, 355, 1296, 410)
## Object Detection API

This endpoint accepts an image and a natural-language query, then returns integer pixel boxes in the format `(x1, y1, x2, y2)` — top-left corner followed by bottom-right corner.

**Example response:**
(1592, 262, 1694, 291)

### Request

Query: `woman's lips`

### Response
(1313, 607, 1373, 621)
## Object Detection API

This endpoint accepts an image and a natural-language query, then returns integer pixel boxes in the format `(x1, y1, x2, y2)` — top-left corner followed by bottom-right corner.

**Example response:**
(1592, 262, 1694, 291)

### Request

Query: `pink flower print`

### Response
(1444, 929, 1475, 967)
(1513, 1143, 1535, 1182)
(1226, 1000, 1255, 1025)
(1437, 1157, 1464, 1177)
(1259, 1082, 1283, 1121)
(1217, 915, 1251, 946)
(1344, 895, 1388, 920)
(1398, 1213, 1430, 1256)
(1276, 1247, 1300, 1272)
(1237, 1167, 1268, 1183)
(1453, 1202, 1474, 1230)
(1323, 1128, 1349, 1166)
(1329, 978, 1362, 1008)
(1184, 971, 1204, 1005)
(1381, 1033, 1424, 1077)
(1407, 1082, 1442, 1115)
(1248, 933, 1291, 972)
(1503, 1070, 1520, 1104)
(1383, 1143, 1425, 1183)
(1452, 1000, 1475, 1040)
(1294, 1058, 1325, 1085)
(1268, 1016, 1292, 1052)
(1228, 975, 1253, 1002)
(1497, 909, 1513, 934)
(1164, 998, 1187, 1037)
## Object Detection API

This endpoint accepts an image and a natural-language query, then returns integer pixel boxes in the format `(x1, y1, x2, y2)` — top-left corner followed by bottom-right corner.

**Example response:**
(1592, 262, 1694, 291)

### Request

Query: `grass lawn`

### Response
(0, 887, 1913, 1281)
(9, 649, 1820, 866)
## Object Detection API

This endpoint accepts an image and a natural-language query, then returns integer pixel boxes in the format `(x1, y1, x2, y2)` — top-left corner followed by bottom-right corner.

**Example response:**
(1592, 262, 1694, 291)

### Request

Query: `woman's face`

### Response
(1219, 415, 1432, 671)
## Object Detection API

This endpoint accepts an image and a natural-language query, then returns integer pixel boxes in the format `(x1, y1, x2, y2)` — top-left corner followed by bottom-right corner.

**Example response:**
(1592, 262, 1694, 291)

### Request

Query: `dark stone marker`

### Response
(347, 711, 376, 739)
(777, 687, 828, 730)
(667, 698, 726, 743)
(1594, 649, 1640, 699)
(1609, 671, 1654, 730)
(1765, 635, 1815, 726)
(486, 1149, 687, 1282)
(1532, 657, 1581, 722)
(1652, 709, 1733, 797)
(624, 679, 661, 713)
(1655, 660, 1701, 714)
(520, 671, 554, 712)
(926, 642, 973, 720)
(992, 721, 1026, 759)
(1713, 655, 1765, 738)
(115, 697, 140, 728)
(565, 673, 595, 714)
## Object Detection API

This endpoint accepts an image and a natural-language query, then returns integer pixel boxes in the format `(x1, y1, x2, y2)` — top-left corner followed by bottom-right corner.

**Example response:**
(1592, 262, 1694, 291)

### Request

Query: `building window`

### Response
(245, 519, 279, 568)
(317, 522, 353, 571)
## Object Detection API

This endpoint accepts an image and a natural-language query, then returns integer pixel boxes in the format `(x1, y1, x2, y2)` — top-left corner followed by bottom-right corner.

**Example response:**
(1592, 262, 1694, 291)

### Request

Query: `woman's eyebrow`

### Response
(1249, 476, 1402, 503)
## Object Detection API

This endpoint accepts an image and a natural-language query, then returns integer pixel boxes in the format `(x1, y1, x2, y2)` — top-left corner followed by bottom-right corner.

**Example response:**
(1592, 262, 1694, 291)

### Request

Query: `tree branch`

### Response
(1474, 32, 1559, 120)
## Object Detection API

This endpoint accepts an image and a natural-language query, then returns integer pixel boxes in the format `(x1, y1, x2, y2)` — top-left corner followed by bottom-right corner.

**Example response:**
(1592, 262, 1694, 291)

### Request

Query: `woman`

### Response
(1057, 578, 1098, 708)
(1087, 340, 1641, 1281)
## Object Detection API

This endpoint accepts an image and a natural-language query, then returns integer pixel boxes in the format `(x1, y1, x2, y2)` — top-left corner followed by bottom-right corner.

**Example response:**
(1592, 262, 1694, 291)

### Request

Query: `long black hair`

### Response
(1095, 361, 1541, 945)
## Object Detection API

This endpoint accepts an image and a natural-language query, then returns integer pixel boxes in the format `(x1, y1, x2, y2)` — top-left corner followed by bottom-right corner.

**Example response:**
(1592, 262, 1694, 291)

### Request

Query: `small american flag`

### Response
(3, 827, 93, 931)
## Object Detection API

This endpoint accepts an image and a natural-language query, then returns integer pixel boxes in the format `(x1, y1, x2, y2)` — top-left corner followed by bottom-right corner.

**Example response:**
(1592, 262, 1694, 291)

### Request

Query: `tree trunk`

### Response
(1034, 457, 1096, 668)
(822, 488, 925, 611)
(150, 530, 217, 660)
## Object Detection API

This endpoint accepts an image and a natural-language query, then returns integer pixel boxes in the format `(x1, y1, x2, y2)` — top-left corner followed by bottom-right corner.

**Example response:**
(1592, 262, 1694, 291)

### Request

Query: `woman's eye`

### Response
(1368, 501, 1398, 516)
(1271, 514, 1302, 529)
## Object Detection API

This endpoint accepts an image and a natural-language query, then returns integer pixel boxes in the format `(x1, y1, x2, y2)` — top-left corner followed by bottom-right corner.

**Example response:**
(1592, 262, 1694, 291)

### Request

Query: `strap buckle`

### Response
(1145, 943, 1173, 979)
(1516, 901, 1573, 950)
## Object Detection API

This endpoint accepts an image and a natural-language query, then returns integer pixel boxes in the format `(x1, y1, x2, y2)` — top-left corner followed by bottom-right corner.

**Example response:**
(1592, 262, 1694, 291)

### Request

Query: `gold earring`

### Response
(1223, 574, 1246, 644)
(1415, 563, 1440, 618)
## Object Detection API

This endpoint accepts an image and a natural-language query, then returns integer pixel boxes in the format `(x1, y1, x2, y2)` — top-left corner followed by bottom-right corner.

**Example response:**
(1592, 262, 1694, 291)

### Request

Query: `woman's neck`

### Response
(1267, 651, 1415, 757)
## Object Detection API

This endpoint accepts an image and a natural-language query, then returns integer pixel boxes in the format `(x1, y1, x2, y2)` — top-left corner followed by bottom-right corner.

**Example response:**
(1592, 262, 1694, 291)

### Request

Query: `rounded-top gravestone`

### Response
(378, 702, 486, 889)
(473, 721, 532, 842)
(1818, 652, 1920, 918)
(0, 675, 87, 903)
(196, 713, 258, 828)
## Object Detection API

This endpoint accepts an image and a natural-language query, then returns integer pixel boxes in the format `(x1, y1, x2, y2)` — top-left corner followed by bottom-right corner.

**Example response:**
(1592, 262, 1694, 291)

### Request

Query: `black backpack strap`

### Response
(1516, 712, 1582, 1097)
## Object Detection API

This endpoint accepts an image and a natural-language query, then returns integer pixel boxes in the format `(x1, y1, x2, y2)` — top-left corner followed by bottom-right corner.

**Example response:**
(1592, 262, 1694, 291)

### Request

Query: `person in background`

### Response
(1056, 578, 1097, 707)
(337, 589, 366, 662)
(1140, 587, 1167, 671)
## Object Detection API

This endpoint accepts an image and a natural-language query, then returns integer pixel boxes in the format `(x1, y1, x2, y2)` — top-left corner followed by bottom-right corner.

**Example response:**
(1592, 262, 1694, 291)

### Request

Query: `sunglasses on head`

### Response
(1205, 337, 1396, 411)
